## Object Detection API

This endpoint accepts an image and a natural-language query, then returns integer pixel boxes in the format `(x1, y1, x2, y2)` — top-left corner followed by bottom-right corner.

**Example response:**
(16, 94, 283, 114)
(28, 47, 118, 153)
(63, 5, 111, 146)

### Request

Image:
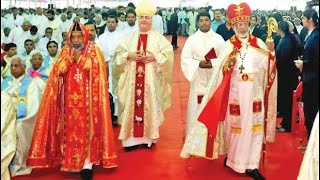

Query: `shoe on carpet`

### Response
(141, 143, 155, 149)
(298, 144, 307, 150)
(80, 169, 93, 180)
(245, 169, 265, 180)
(124, 145, 139, 152)
(276, 125, 286, 133)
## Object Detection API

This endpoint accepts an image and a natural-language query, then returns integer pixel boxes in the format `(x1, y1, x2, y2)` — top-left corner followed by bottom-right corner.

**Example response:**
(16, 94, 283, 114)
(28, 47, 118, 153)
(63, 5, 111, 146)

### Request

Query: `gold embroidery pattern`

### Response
(252, 124, 263, 132)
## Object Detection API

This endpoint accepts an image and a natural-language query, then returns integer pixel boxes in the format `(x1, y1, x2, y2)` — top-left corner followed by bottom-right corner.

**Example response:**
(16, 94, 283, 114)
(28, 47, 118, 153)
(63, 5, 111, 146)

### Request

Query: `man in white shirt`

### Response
(8, 21, 32, 54)
(187, 8, 198, 36)
(294, 17, 304, 34)
(178, 8, 188, 36)
(5, 7, 24, 30)
(1, 27, 11, 45)
(152, 10, 164, 34)
(20, 39, 35, 69)
(161, 8, 168, 34)
(58, 13, 71, 36)
(36, 27, 59, 56)
(30, 7, 49, 37)
(46, 10, 62, 41)
(117, 12, 127, 32)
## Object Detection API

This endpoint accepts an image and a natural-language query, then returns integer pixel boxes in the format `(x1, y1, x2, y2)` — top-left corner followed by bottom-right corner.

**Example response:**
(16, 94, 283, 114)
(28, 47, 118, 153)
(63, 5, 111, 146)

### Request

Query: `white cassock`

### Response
(152, 14, 164, 34)
(117, 21, 128, 32)
(1, 75, 41, 177)
(181, 29, 226, 135)
(8, 27, 31, 54)
(181, 36, 277, 174)
(298, 112, 319, 180)
(122, 23, 139, 36)
(97, 29, 125, 116)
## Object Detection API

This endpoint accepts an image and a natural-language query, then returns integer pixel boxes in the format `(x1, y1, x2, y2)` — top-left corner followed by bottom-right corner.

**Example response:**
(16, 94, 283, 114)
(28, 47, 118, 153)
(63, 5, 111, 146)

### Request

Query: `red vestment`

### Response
(27, 22, 117, 172)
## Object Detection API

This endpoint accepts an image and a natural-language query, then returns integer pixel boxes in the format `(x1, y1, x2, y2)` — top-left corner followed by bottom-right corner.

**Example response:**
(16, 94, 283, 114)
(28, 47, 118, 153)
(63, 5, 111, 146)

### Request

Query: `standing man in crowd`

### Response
(294, 8, 319, 144)
(169, 8, 179, 49)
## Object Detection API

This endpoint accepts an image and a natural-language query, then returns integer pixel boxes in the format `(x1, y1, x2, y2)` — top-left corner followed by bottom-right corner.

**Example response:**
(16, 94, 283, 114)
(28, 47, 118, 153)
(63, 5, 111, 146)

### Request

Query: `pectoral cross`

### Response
(239, 64, 245, 74)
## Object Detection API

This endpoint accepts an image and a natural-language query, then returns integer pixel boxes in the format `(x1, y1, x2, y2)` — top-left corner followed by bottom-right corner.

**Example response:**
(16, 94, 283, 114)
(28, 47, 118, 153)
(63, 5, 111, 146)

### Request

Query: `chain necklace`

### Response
(238, 44, 249, 74)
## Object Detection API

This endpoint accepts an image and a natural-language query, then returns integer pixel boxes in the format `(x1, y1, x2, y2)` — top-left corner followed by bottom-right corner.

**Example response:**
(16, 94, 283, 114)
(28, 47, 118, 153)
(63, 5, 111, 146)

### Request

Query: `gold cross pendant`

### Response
(239, 64, 245, 74)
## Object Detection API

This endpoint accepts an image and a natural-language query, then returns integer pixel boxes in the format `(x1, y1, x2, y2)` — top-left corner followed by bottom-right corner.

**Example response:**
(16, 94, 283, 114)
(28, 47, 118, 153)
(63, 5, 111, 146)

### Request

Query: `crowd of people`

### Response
(1, 0, 319, 180)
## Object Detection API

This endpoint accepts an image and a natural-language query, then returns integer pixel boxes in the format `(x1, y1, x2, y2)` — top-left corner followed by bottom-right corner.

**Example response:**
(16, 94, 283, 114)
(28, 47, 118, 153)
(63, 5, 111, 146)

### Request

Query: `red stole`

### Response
(133, 34, 148, 137)
(198, 35, 260, 158)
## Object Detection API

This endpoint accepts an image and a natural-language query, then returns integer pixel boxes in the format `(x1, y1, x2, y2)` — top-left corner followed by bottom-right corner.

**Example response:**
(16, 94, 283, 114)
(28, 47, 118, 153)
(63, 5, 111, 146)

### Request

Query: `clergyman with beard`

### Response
(180, 3, 277, 180)
(27, 22, 118, 180)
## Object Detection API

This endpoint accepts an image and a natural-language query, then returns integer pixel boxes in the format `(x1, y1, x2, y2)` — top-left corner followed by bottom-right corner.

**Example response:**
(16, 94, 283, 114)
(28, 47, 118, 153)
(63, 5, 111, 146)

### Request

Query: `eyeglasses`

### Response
(235, 23, 248, 28)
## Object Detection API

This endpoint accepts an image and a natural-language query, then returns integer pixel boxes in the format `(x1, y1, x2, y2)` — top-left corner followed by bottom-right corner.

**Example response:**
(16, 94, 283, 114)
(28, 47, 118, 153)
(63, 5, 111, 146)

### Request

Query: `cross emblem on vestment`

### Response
(74, 68, 82, 83)
(239, 64, 245, 74)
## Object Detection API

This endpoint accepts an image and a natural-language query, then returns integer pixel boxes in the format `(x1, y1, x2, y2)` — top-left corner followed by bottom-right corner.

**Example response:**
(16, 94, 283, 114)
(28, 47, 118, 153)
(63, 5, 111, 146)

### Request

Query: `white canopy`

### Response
(1, 0, 309, 10)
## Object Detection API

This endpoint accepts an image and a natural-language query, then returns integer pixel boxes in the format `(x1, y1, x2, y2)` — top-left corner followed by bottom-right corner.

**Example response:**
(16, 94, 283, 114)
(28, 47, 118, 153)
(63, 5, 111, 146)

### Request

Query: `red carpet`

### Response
(12, 36, 304, 180)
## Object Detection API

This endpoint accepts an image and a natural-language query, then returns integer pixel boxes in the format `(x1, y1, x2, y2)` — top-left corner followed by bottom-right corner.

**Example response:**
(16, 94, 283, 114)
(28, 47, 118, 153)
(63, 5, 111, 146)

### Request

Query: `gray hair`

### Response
(10, 55, 26, 67)
(95, 14, 102, 20)
(22, 20, 31, 25)
(60, 13, 67, 18)
(30, 50, 43, 60)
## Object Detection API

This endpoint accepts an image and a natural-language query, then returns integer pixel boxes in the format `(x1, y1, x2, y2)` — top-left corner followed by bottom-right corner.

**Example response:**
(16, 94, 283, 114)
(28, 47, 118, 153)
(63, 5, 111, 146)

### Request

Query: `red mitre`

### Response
(227, 2, 251, 25)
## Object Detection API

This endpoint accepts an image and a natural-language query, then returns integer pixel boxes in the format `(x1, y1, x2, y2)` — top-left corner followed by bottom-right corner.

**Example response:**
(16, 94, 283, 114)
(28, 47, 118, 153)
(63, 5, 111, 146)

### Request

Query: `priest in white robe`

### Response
(1, 56, 41, 177)
(181, 11, 226, 135)
(113, 0, 173, 151)
(98, 15, 126, 120)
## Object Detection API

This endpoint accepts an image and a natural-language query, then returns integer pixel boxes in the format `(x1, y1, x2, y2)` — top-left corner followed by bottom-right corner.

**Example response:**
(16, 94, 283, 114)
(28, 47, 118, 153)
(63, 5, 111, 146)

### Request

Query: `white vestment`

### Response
(181, 36, 277, 174)
(97, 29, 125, 116)
(1, 92, 17, 180)
(113, 30, 173, 147)
(298, 112, 319, 180)
(1, 75, 42, 177)
(181, 29, 226, 135)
